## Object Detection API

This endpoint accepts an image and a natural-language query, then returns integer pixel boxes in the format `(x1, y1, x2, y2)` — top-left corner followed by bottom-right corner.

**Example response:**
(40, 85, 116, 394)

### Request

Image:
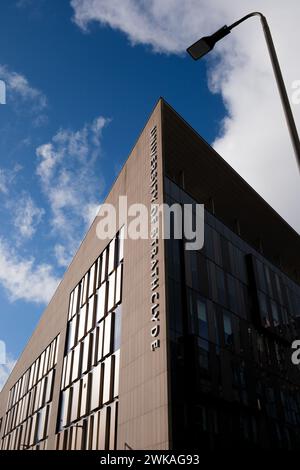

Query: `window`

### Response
(88, 263, 96, 298)
(274, 273, 283, 304)
(64, 351, 72, 389)
(103, 314, 112, 358)
(81, 334, 92, 375)
(86, 296, 95, 333)
(44, 370, 54, 404)
(103, 358, 112, 404)
(78, 306, 87, 342)
(96, 284, 107, 323)
(70, 380, 80, 423)
(216, 267, 226, 306)
(98, 407, 109, 450)
(72, 285, 79, 317)
(68, 291, 74, 321)
(67, 315, 77, 351)
(196, 298, 208, 340)
(264, 265, 273, 297)
(117, 227, 124, 263)
(271, 300, 280, 327)
(82, 273, 89, 306)
(71, 344, 81, 383)
(96, 256, 102, 290)
(107, 272, 116, 312)
(256, 260, 267, 293)
(258, 291, 270, 328)
(43, 346, 50, 376)
(227, 274, 237, 313)
(109, 401, 118, 450)
(115, 264, 123, 306)
(108, 239, 116, 275)
(60, 388, 71, 428)
(96, 323, 104, 364)
(223, 312, 233, 347)
(79, 374, 90, 418)
(90, 363, 103, 412)
(36, 405, 48, 442)
(101, 249, 107, 284)
(197, 338, 209, 370)
(113, 306, 122, 352)
(113, 351, 120, 398)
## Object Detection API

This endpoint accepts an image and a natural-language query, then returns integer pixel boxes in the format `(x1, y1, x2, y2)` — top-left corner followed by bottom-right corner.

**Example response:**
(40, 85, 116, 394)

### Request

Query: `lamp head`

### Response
(187, 25, 230, 60)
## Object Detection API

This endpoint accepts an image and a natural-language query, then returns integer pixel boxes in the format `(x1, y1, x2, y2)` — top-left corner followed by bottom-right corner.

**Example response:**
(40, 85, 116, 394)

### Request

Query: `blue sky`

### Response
(0, 0, 299, 387)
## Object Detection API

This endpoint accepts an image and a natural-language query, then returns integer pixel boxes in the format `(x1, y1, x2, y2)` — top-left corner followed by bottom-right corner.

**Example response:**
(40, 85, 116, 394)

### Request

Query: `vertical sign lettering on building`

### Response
(150, 125, 160, 351)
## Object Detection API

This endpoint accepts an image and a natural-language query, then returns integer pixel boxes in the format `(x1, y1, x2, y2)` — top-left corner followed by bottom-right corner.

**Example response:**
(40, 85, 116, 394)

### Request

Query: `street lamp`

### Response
(187, 12, 300, 173)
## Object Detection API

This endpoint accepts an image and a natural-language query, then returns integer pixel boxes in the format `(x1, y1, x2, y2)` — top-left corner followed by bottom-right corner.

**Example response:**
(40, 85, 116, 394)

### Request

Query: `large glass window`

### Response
(223, 312, 233, 347)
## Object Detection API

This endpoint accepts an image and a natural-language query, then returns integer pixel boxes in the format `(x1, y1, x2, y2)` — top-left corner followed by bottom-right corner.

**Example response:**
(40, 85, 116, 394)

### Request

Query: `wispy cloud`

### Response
(0, 64, 47, 123)
(0, 238, 60, 304)
(71, 0, 300, 233)
(36, 116, 109, 266)
(13, 194, 45, 240)
(0, 164, 22, 195)
(0, 353, 16, 392)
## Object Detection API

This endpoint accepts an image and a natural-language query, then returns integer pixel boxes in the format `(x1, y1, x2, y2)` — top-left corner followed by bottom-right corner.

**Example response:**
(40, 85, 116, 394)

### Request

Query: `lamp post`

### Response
(187, 12, 300, 173)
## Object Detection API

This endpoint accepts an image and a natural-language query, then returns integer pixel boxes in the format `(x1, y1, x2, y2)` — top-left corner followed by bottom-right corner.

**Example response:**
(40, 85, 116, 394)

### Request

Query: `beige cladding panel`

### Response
(117, 101, 169, 450)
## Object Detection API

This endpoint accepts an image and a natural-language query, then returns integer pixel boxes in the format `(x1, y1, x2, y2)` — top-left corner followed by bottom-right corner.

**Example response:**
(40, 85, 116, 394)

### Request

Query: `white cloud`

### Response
(14, 194, 45, 239)
(54, 243, 73, 268)
(71, 0, 300, 234)
(0, 170, 9, 194)
(0, 354, 16, 392)
(0, 165, 22, 195)
(36, 116, 109, 266)
(0, 238, 60, 304)
(0, 64, 47, 116)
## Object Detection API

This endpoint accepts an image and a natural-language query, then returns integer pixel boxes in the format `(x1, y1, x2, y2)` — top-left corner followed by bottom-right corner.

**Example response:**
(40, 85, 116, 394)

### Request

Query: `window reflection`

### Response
(113, 307, 122, 352)
(103, 314, 112, 358)
(107, 272, 116, 312)
(96, 284, 106, 323)
(223, 312, 233, 347)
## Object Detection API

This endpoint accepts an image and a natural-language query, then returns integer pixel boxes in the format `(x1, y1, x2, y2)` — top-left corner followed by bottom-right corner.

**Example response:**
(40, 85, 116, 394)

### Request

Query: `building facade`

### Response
(0, 99, 300, 450)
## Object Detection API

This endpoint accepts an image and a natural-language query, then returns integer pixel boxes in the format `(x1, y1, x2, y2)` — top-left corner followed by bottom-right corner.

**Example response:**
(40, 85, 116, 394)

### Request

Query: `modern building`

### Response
(0, 98, 300, 451)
